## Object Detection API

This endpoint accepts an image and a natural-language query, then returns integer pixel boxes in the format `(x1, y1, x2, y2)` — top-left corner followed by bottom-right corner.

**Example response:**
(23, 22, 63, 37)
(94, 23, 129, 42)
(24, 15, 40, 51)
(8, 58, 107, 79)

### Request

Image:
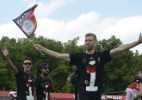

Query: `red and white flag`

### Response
(13, 4, 38, 38)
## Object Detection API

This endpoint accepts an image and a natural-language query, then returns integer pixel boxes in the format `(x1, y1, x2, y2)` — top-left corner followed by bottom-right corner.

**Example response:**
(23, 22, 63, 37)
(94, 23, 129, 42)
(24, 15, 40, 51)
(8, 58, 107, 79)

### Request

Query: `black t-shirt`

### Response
(34, 76, 52, 100)
(139, 78, 142, 83)
(16, 70, 35, 100)
(70, 50, 111, 94)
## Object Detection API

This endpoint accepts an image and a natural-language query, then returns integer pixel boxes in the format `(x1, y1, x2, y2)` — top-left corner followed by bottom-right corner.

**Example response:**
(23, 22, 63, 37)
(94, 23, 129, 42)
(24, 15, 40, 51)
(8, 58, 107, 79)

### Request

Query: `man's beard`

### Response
(43, 73, 48, 76)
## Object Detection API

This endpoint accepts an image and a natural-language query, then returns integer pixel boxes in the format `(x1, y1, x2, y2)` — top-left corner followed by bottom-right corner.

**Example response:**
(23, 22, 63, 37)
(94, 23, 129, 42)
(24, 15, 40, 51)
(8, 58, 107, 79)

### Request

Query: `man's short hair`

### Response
(85, 33, 97, 42)
(23, 57, 32, 63)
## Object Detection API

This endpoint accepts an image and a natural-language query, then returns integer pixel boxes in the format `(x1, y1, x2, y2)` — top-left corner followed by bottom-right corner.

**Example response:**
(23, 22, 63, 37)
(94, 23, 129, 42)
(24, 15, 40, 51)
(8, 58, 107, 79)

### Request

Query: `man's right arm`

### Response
(5, 55, 18, 74)
(34, 44, 70, 62)
(2, 46, 18, 74)
(67, 72, 76, 82)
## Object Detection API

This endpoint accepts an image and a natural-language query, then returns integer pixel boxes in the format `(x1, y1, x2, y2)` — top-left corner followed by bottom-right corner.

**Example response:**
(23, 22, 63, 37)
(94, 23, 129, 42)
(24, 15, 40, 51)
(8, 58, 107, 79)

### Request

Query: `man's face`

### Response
(23, 59, 32, 71)
(41, 66, 49, 76)
(85, 36, 96, 50)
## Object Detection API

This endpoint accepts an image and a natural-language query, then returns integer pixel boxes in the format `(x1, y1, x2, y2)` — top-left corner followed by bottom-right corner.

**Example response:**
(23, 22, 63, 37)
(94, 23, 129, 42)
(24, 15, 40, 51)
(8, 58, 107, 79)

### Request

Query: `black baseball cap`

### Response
(39, 63, 49, 69)
(133, 75, 140, 82)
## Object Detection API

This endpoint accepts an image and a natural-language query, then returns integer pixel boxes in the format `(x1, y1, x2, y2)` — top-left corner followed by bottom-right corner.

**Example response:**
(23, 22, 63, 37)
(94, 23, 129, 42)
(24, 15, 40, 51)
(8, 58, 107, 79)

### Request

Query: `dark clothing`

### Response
(16, 70, 35, 100)
(139, 78, 142, 100)
(70, 50, 111, 100)
(71, 75, 78, 100)
(34, 76, 52, 100)
(139, 78, 142, 83)
(79, 92, 101, 100)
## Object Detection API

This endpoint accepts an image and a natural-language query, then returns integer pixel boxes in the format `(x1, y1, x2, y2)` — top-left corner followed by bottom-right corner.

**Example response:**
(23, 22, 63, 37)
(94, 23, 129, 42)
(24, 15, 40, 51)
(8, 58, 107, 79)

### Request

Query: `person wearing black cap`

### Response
(133, 69, 142, 100)
(125, 75, 140, 100)
(33, 63, 53, 100)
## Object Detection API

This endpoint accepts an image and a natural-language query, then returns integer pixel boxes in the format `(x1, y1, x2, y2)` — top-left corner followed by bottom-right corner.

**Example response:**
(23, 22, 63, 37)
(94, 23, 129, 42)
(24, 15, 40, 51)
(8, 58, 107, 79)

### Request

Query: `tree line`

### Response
(0, 35, 142, 93)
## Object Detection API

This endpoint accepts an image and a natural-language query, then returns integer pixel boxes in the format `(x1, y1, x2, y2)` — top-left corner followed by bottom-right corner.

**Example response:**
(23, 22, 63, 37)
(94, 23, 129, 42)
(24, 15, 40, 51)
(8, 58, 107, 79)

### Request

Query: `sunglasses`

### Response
(23, 63, 32, 65)
(43, 67, 48, 70)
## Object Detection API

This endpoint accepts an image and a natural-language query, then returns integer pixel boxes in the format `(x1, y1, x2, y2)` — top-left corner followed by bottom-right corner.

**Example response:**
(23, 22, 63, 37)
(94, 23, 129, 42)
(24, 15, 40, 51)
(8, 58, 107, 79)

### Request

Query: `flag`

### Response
(13, 4, 38, 38)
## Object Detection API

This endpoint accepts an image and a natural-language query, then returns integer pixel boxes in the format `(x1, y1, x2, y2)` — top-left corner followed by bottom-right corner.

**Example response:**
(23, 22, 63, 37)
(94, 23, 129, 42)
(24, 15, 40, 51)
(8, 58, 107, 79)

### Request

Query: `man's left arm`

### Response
(110, 33, 142, 56)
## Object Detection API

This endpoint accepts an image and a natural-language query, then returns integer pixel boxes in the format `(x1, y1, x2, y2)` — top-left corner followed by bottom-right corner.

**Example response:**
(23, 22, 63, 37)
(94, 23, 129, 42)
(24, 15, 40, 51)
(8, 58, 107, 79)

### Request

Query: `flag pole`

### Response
(29, 38, 44, 55)
(13, 4, 44, 56)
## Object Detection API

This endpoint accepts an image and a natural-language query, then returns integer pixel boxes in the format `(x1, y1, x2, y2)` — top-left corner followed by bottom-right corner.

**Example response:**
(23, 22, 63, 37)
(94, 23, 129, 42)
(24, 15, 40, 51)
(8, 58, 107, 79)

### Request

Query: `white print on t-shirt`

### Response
(26, 78, 34, 100)
(44, 84, 49, 100)
(86, 60, 98, 92)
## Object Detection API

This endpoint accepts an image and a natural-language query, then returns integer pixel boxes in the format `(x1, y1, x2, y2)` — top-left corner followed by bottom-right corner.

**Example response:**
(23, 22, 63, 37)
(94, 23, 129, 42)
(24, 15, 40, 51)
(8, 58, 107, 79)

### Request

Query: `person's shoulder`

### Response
(35, 76, 41, 80)
(37, 76, 42, 78)
(15, 69, 25, 77)
(30, 73, 35, 79)
(127, 82, 138, 88)
(16, 69, 23, 74)
(34, 76, 42, 83)
(45, 77, 51, 84)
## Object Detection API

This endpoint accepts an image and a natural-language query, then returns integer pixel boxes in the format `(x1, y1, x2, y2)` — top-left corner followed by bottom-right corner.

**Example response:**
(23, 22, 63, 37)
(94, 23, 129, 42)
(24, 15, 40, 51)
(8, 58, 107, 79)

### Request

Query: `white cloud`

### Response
(100, 16, 142, 42)
(23, 0, 73, 18)
(99, 16, 142, 53)
(0, 21, 26, 39)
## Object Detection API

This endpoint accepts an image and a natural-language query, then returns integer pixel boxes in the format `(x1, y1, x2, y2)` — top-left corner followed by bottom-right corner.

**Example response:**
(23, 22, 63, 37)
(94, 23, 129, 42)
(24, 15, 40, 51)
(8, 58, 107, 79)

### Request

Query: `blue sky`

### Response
(49, 0, 142, 19)
(1, 0, 142, 23)
(1, 0, 142, 53)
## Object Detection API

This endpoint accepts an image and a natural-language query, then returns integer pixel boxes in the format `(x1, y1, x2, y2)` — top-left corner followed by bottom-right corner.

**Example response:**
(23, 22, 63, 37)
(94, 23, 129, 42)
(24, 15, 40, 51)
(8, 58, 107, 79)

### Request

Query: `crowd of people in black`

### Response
(1, 33, 142, 100)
